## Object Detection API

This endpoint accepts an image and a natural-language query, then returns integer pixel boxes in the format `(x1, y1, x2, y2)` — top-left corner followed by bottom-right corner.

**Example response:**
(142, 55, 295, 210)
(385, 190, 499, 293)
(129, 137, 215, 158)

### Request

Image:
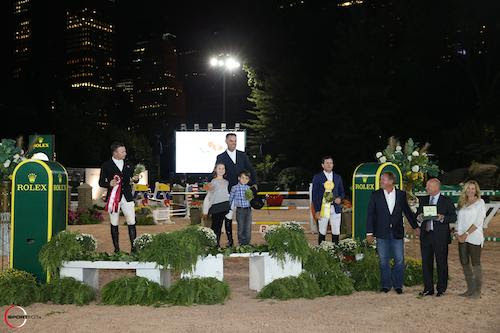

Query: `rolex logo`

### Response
(28, 173, 37, 183)
(58, 173, 63, 183)
(37, 137, 44, 144)
(362, 176, 368, 183)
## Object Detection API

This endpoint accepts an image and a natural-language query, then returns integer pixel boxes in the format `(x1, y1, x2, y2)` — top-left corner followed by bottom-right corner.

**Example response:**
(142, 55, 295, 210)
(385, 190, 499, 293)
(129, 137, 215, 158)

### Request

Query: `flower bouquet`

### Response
(375, 137, 441, 193)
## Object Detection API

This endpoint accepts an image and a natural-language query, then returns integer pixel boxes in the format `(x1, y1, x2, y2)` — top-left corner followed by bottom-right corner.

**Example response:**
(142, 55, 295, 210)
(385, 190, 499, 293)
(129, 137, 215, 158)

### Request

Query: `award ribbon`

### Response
(320, 180, 335, 218)
(105, 175, 122, 213)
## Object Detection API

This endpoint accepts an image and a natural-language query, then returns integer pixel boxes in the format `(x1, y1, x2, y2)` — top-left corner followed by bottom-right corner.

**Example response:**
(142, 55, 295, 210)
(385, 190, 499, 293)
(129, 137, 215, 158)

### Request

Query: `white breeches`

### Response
(318, 211, 341, 235)
(109, 196, 136, 226)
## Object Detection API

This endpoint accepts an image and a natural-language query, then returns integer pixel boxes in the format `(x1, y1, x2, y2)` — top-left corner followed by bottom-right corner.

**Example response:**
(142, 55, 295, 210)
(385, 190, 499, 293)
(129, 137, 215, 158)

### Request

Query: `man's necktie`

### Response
(426, 196, 435, 231)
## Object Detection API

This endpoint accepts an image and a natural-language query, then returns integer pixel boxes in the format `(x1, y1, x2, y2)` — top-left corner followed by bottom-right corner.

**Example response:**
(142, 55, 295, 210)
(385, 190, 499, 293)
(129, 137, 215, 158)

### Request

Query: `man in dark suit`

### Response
(311, 156, 345, 244)
(366, 172, 419, 294)
(215, 133, 257, 190)
(416, 178, 457, 297)
(99, 142, 139, 253)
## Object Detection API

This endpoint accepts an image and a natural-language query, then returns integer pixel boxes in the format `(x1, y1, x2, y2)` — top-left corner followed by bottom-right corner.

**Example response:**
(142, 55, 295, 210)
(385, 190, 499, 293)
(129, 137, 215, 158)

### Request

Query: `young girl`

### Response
(204, 163, 233, 247)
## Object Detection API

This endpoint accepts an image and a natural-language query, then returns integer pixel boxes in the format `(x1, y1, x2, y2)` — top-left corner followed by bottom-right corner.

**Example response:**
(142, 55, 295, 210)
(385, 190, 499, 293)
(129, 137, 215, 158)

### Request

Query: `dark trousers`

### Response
(211, 211, 228, 246)
(420, 230, 449, 293)
(236, 207, 252, 245)
(458, 242, 481, 266)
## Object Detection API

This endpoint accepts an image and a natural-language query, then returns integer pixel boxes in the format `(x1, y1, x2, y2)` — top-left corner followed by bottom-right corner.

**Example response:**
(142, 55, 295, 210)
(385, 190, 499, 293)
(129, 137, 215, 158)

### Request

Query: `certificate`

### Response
(422, 205, 438, 221)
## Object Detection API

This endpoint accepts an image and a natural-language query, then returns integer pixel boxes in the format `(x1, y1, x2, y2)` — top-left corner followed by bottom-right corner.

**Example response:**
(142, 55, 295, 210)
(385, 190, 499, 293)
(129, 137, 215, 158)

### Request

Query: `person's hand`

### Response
(334, 197, 342, 205)
(437, 214, 445, 222)
(314, 212, 321, 220)
(131, 175, 140, 183)
(417, 213, 424, 223)
(110, 179, 117, 187)
(458, 234, 466, 243)
(205, 183, 213, 191)
(366, 234, 375, 244)
(414, 227, 420, 237)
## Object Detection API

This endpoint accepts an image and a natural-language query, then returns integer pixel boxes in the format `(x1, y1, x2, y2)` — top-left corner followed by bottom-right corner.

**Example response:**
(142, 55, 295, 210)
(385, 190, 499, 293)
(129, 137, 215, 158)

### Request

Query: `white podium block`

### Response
(60, 261, 171, 290)
(249, 253, 303, 291)
(181, 254, 224, 281)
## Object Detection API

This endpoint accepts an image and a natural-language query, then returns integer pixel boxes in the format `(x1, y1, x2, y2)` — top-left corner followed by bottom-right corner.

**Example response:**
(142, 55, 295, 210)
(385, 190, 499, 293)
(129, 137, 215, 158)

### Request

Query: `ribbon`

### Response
(320, 180, 335, 218)
(105, 175, 122, 213)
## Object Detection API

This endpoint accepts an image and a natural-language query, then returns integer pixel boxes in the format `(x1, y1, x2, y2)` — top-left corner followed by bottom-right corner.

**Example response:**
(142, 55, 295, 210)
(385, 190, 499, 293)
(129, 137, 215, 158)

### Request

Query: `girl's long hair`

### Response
(457, 180, 481, 209)
(212, 163, 227, 179)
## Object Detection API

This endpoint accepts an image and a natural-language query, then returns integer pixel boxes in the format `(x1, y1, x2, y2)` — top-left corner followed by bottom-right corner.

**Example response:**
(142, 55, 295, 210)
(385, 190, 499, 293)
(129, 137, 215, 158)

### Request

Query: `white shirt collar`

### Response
(226, 149, 236, 163)
(323, 170, 333, 180)
(112, 157, 124, 171)
(430, 192, 440, 202)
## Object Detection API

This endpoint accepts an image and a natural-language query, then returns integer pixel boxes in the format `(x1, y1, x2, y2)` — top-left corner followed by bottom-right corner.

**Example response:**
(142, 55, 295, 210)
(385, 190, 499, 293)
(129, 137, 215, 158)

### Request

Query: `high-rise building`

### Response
(132, 33, 185, 128)
(12, 0, 32, 80)
(65, 1, 115, 91)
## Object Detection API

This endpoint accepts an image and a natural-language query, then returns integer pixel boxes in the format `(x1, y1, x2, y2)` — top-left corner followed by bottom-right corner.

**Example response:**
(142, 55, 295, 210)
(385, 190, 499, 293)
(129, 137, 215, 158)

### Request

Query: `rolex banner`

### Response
(352, 162, 402, 240)
(10, 159, 68, 283)
(28, 134, 55, 161)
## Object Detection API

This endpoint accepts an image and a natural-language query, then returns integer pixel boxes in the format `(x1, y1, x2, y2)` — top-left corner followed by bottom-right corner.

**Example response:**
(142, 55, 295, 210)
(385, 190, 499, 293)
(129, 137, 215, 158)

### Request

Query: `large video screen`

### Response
(175, 131, 246, 173)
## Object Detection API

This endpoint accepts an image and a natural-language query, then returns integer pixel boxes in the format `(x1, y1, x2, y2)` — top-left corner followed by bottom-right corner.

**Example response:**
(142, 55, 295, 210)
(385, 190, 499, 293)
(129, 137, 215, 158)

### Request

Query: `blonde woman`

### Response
(455, 180, 486, 299)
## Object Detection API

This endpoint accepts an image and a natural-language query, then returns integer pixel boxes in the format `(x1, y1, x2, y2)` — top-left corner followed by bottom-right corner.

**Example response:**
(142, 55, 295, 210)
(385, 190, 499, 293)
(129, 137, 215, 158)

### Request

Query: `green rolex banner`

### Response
(28, 134, 55, 161)
(10, 159, 68, 283)
(352, 162, 403, 240)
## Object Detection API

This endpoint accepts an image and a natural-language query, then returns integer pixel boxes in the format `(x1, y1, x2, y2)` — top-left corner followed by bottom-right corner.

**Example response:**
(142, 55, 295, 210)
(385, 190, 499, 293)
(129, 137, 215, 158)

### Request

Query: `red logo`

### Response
(3, 305, 28, 329)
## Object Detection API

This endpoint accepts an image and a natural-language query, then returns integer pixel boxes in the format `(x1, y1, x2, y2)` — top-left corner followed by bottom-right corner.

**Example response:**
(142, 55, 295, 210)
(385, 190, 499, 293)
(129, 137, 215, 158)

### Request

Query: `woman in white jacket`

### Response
(455, 180, 486, 299)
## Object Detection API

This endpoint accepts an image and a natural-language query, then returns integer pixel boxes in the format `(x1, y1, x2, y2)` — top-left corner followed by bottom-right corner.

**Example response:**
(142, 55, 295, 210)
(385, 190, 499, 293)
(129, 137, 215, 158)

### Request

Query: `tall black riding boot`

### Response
(224, 218, 234, 247)
(111, 225, 120, 253)
(318, 233, 326, 245)
(128, 224, 137, 253)
(332, 234, 340, 244)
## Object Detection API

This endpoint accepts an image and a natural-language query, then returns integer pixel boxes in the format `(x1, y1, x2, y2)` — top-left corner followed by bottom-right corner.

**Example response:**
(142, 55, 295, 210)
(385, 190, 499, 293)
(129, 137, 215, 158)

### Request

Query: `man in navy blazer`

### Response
(312, 156, 345, 244)
(215, 133, 257, 190)
(366, 171, 419, 294)
(416, 178, 456, 297)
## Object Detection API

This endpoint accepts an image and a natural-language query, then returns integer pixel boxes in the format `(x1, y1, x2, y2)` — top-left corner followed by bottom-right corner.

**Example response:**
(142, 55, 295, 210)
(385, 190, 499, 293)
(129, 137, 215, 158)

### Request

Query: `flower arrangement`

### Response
(68, 207, 104, 225)
(375, 137, 440, 192)
(245, 188, 254, 201)
(190, 199, 203, 208)
(336, 238, 358, 257)
(75, 233, 97, 252)
(197, 226, 217, 247)
(133, 163, 146, 177)
(133, 233, 154, 252)
(0, 138, 26, 181)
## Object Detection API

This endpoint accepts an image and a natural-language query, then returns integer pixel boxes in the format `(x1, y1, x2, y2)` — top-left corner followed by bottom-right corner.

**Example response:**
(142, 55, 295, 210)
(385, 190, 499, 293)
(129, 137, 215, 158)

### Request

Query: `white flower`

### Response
(411, 165, 420, 172)
(3, 160, 11, 168)
(407, 156, 412, 161)
(396, 145, 402, 152)
(422, 152, 427, 156)
(13, 154, 20, 160)
(376, 152, 383, 158)
(379, 156, 387, 163)
(412, 151, 419, 157)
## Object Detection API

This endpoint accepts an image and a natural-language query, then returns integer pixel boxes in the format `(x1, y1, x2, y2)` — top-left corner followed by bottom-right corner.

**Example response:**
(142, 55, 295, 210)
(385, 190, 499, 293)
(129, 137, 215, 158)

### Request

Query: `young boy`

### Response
(229, 170, 253, 245)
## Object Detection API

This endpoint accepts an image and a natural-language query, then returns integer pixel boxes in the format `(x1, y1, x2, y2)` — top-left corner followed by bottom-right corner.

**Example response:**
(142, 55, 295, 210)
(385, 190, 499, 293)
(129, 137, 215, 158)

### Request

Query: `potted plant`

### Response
(189, 199, 203, 225)
(266, 194, 283, 207)
(0, 138, 26, 213)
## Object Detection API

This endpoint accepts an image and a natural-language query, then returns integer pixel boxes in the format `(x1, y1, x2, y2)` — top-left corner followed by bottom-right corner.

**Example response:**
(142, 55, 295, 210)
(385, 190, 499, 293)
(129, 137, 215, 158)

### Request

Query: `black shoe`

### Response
(380, 288, 390, 293)
(224, 218, 234, 247)
(332, 234, 339, 244)
(395, 288, 403, 294)
(318, 233, 326, 244)
(436, 291, 445, 297)
(419, 290, 434, 297)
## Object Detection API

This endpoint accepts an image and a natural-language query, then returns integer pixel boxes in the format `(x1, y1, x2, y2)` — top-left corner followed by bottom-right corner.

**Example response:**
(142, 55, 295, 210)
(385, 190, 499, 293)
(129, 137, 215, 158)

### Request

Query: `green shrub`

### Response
(40, 277, 95, 305)
(100, 276, 168, 306)
(304, 248, 354, 296)
(39, 231, 95, 279)
(135, 215, 155, 225)
(349, 251, 381, 291)
(167, 278, 230, 306)
(258, 273, 321, 300)
(0, 269, 40, 306)
(137, 227, 216, 274)
(404, 257, 435, 286)
(264, 223, 310, 264)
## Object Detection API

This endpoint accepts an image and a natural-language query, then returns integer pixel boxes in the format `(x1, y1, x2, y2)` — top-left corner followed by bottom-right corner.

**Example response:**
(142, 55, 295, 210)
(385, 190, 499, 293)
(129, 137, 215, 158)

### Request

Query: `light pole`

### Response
(209, 55, 240, 123)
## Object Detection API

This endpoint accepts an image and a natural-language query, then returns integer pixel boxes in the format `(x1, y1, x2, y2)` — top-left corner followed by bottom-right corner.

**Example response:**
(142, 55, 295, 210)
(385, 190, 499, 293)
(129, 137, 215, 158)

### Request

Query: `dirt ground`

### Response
(2, 210, 499, 333)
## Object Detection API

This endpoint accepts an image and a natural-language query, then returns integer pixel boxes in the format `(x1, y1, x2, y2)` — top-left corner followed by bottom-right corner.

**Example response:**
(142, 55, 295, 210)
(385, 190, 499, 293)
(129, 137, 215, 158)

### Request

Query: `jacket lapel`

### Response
(225, 151, 236, 165)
